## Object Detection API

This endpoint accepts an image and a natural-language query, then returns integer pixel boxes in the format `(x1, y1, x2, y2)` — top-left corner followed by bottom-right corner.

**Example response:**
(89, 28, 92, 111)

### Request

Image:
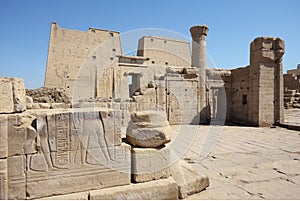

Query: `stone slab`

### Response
(90, 177, 178, 200)
(131, 146, 170, 183)
(7, 155, 26, 200)
(39, 191, 89, 200)
(27, 168, 130, 199)
(170, 159, 209, 199)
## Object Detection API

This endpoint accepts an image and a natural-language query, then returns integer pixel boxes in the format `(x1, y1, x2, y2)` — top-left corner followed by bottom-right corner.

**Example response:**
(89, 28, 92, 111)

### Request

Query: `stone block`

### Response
(0, 78, 26, 113)
(0, 159, 8, 200)
(0, 116, 8, 159)
(8, 114, 37, 157)
(131, 146, 171, 183)
(26, 95, 33, 104)
(32, 103, 40, 109)
(170, 159, 209, 199)
(127, 124, 171, 148)
(39, 103, 51, 109)
(7, 155, 26, 200)
(131, 110, 169, 127)
(90, 177, 178, 200)
(26, 166, 130, 199)
(0, 80, 13, 113)
(39, 191, 89, 200)
(50, 103, 71, 109)
(22, 109, 130, 199)
(126, 110, 171, 148)
(250, 37, 275, 51)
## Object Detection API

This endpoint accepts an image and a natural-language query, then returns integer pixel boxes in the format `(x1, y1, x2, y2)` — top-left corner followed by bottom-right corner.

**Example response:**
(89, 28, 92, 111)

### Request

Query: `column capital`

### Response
(190, 25, 209, 39)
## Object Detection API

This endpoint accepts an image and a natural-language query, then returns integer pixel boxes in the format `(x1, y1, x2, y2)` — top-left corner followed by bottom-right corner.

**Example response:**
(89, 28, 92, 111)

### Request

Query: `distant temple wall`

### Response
(44, 22, 122, 100)
(43, 23, 285, 127)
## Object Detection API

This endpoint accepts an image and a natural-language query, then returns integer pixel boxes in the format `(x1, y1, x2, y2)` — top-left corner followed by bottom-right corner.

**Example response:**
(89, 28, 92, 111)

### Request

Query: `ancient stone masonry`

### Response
(44, 22, 122, 100)
(284, 90, 300, 108)
(2, 107, 130, 199)
(0, 78, 26, 114)
(0, 22, 288, 199)
(249, 37, 284, 126)
(43, 23, 285, 127)
(190, 25, 209, 123)
(283, 64, 300, 108)
(207, 37, 285, 126)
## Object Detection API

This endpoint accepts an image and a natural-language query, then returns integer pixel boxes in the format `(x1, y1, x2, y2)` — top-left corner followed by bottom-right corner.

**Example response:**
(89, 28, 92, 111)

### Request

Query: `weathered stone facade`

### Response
(0, 22, 287, 199)
(283, 64, 300, 108)
(44, 23, 284, 127)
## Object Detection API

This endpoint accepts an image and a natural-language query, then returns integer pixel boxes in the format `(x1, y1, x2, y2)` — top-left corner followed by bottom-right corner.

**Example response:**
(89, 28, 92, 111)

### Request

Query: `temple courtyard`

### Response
(169, 109, 300, 199)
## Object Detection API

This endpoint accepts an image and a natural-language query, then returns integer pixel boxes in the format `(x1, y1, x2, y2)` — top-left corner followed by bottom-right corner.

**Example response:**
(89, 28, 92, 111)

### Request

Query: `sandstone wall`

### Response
(44, 22, 122, 100)
(1, 108, 130, 199)
(0, 78, 26, 114)
(207, 37, 285, 127)
(287, 68, 300, 76)
(137, 36, 191, 67)
(284, 73, 300, 92)
(227, 66, 251, 124)
(249, 37, 284, 126)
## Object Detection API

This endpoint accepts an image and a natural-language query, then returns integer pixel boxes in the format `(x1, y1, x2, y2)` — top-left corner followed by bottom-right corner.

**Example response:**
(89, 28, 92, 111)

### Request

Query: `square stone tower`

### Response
(249, 37, 285, 126)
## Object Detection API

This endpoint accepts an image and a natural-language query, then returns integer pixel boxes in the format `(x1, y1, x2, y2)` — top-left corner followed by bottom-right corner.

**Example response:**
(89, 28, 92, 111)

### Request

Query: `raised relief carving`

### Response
(55, 65, 70, 91)
(27, 111, 123, 174)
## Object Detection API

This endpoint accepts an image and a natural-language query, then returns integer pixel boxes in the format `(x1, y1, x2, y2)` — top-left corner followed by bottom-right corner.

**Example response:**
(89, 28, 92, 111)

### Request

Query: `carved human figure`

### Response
(80, 112, 112, 165)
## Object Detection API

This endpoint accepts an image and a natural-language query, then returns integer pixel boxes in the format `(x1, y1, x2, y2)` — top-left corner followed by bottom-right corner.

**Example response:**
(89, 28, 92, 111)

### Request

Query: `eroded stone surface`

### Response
(131, 146, 170, 183)
(0, 78, 26, 114)
(4, 108, 130, 199)
(90, 177, 178, 200)
(126, 111, 171, 148)
(170, 159, 209, 199)
(0, 159, 8, 200)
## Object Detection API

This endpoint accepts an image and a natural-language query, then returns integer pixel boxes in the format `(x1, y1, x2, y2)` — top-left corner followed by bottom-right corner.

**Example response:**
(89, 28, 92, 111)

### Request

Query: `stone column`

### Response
(190, 25, 209, 123)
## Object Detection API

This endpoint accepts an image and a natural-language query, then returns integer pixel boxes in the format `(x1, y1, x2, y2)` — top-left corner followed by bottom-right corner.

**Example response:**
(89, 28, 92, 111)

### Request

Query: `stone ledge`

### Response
(89, 177, 178, 200)
(279, 123, 300, 131)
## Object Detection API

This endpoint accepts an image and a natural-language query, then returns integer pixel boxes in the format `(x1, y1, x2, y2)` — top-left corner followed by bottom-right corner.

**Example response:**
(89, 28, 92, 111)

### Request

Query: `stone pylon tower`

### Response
(190, 25, 209, 123)
(249, 37, 285, 126)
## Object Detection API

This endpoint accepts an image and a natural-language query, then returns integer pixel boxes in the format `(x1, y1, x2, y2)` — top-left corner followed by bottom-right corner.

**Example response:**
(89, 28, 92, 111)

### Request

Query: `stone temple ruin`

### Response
(0, 22, 285, 199)
(284, 64, 300, 108)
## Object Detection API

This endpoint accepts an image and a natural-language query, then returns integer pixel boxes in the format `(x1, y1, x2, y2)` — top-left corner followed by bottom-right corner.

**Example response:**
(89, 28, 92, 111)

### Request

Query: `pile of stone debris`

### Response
(26, 87, 71, 104)
(25, 87, 71, 109)
(284, 89, 300, 108)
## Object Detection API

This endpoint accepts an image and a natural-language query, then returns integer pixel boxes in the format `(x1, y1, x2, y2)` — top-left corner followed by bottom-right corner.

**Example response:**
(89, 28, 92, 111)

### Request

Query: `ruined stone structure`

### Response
(0, 80, 209, 199)
(210, 37, 285, 126)
(44, 23, 285, 127)
(284, 64, 300, 92)
(0, 22, 286, 199)
(283, 64, 300, 108)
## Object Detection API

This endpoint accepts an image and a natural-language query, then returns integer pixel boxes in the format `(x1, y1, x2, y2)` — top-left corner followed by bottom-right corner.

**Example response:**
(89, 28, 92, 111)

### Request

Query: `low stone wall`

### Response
(0, 107, 130, 199)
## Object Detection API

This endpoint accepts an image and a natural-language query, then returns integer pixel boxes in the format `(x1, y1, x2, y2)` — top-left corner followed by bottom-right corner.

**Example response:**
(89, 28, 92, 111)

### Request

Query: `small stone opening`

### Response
(242, 95, 247, 105)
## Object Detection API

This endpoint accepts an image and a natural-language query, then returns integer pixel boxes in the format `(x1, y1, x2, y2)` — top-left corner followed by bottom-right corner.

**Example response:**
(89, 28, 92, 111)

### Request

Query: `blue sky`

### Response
(0, 0, 299, 89)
